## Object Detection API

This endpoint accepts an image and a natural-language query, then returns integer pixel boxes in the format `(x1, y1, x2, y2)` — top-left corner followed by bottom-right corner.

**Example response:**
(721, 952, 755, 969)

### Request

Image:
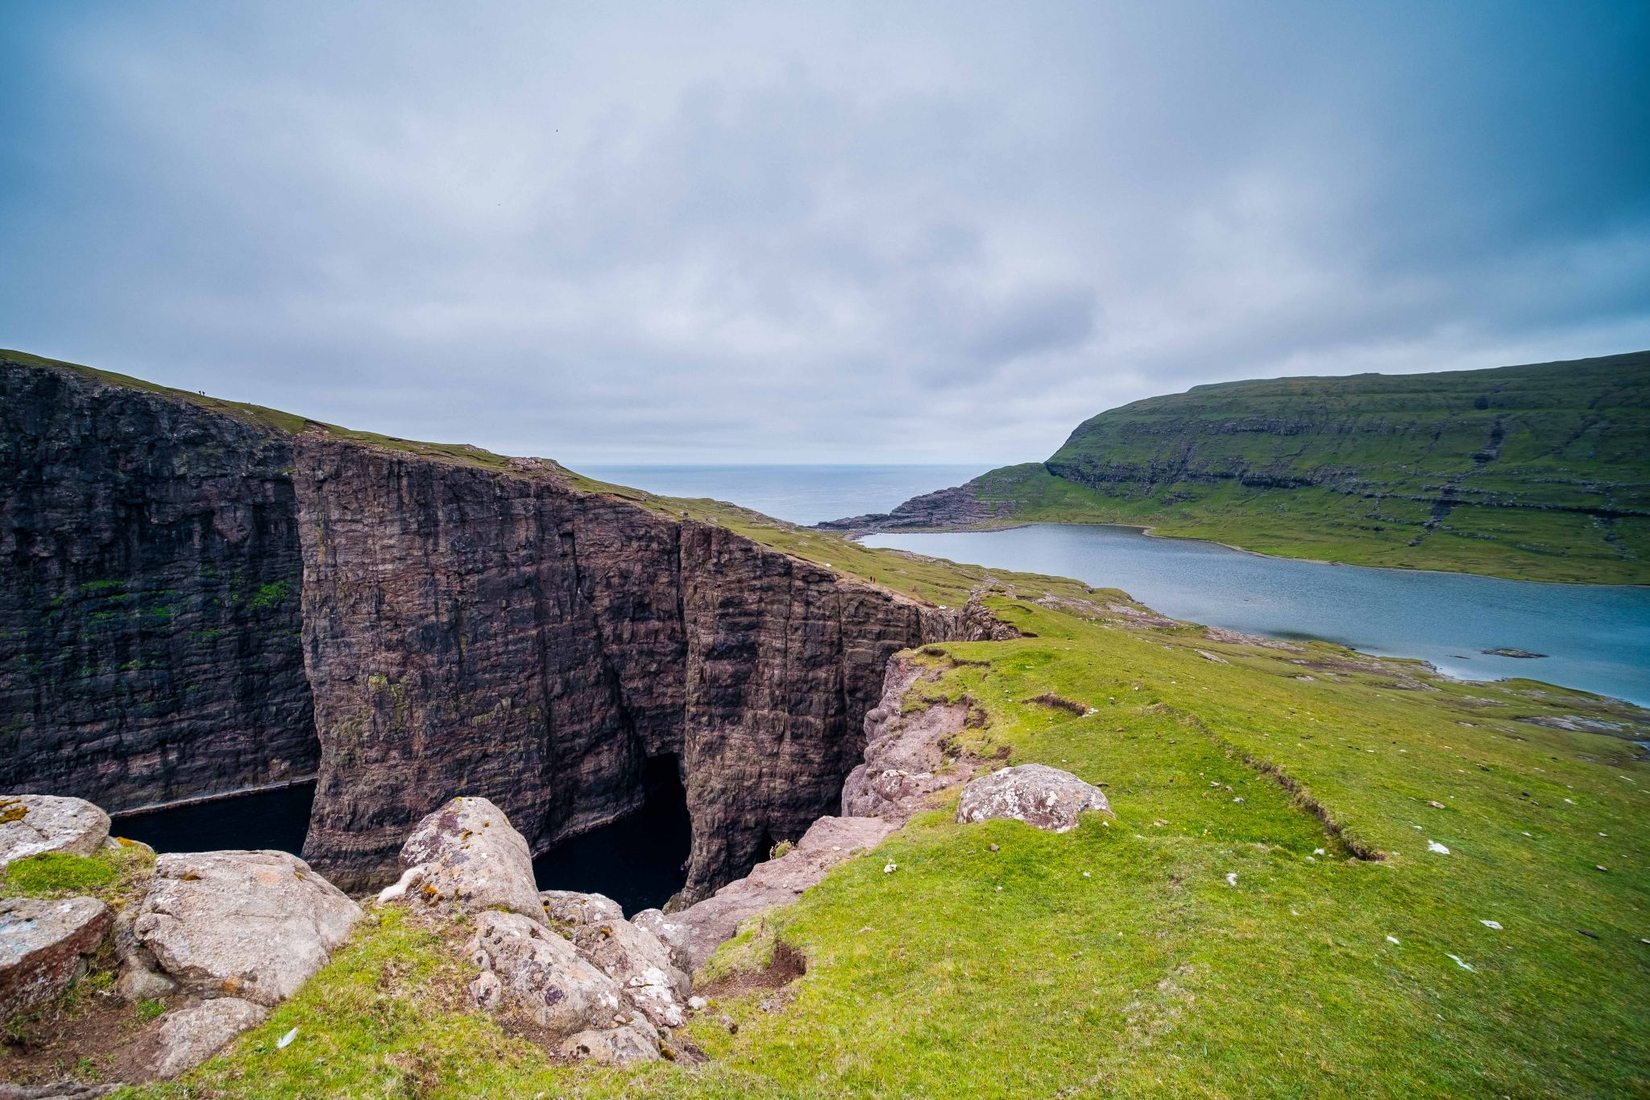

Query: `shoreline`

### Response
(850, 518, 1650, 590)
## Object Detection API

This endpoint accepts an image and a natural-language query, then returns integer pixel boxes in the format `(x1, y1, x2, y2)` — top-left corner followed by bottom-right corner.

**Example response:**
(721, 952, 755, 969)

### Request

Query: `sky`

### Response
(2, 1, 1647, 465)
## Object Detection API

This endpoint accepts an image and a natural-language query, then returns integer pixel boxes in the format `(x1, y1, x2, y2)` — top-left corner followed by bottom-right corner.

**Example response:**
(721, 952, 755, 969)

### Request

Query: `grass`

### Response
(120, 585, 1650, 1099)
(0, 842, 154, 906)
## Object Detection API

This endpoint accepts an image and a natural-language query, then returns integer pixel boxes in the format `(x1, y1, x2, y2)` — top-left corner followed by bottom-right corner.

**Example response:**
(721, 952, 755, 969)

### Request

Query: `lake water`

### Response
(863, 524, 1650, 707)
(112, 781, 315, 855)
(580, 464, 990, 527)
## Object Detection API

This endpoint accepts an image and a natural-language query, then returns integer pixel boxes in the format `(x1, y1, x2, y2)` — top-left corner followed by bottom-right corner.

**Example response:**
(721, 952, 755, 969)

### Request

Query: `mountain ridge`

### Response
(822, 350, 1650, 584)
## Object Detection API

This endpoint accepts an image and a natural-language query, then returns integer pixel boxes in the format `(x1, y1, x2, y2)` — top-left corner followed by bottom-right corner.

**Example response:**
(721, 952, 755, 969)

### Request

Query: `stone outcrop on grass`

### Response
(0, 896, 112, 1019)
(385, 797, 686, 1064)
(132, 850, 362, 1007)
(0, 796, 110, 870)
(956, 764, 1111, 833)
(382, 796, 544, 923)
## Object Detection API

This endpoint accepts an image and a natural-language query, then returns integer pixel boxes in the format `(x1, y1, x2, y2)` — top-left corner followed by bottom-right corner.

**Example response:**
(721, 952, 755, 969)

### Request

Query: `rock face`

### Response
(956, 764, 1111, 833)
(0, 357, 317, 814)
(293, 435, 950, 896)
(0, 795, 111, 869)
(842, 658, 970, 823)
(3, 355, 955, 901)
(126, 997, 270, 1080)
(638, 814, 896, 972)
(0, 896, 113, 1019)
(132, 850, 362, 1006)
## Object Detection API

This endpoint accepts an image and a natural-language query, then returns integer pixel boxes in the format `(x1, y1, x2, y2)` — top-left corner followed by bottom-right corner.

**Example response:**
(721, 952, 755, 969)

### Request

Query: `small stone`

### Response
(687, 995, 708, 1011)
(130, 997, 269, 1079)
(988, 843, 1000, 852)
(1427, 801, 1446, 810)
(883, 862, 897, 874)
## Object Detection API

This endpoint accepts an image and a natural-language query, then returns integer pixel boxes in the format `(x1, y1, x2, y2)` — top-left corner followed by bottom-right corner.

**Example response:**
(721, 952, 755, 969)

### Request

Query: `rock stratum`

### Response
(0, 352, 955, 897)
(822, 350, 1650, 583)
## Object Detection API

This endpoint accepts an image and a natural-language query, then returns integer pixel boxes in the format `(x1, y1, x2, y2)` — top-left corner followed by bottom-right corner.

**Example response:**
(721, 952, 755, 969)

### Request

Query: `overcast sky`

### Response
(3, 2, 1647, 464)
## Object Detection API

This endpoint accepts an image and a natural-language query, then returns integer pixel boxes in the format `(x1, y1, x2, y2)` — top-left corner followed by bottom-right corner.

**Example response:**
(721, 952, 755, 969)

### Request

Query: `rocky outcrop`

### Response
(465, 911, 638, 1048)
(132, 850, 362, 1006)
(3, 355, 955, 902)
(546, 891, 690, 1030)
(0, 357, 317, 814)
(0, 896, 113, 1020)
(637, 814, 895, 973)
(842, 658, 970, 823)
(382, 797, 544, 923)
(816, 481, 1013, 534)
(0, 796, 110, 869)
(956, 764, 1111, 832)
(387, 799, 678, 1063)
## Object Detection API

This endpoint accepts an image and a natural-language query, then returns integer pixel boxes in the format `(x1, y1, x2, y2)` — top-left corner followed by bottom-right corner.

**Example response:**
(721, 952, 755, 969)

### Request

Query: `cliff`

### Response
(823, 350, 1650, 583)
(0, 358, 316, 811)
(0, 352, 952, 897)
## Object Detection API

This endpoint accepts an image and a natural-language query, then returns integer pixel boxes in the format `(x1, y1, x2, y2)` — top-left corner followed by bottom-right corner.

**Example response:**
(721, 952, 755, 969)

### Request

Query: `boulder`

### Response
(556, 1023, 662, 1065)
(127, 997, 269, 1079)
(642, 815, 894, 972)
(387, 797, 543, 924)
(0, 896, 112, 1020)
(547, 895, 689, 1030)
(0, 796, 111, 870)
(133, 850, 361, 1006)
(464, 910, 635, 1044)
(955, 764, 1111, 833)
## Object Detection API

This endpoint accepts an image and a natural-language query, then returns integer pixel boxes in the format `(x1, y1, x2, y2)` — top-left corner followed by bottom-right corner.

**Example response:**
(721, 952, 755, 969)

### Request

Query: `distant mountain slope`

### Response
(822, 351, 1650, 584)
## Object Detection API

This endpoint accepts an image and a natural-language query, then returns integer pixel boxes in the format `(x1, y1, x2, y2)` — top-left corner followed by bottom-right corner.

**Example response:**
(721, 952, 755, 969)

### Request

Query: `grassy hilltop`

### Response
(99, 570, 1650, 1098)
(833, 351, 1650, 584)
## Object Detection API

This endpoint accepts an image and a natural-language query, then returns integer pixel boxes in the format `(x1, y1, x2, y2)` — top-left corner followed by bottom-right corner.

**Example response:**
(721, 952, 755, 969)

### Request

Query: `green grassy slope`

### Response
(117, 582, 1650, 1099)
(882, 352, 1650, 584)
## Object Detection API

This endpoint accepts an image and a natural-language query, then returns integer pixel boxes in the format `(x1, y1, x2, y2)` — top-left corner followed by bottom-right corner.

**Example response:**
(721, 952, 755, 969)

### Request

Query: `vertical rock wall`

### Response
(0, 361, 316, 810)
(2, 358, 953, 899)
(292, 437, 952, 895)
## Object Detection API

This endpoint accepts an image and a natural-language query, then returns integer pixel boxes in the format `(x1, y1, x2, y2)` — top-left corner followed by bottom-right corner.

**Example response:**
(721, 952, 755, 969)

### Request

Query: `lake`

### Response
(863, 524, 1650, 706)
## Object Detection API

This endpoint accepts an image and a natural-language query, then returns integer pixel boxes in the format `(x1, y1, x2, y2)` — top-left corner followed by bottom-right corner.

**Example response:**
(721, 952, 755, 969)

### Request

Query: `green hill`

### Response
(826, 351, 1650, 584)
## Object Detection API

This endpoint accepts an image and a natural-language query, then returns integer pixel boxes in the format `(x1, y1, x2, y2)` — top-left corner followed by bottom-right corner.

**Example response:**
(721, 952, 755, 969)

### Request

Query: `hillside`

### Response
(823, 351, 1650, 584)
(4, 350, 1650, 1096)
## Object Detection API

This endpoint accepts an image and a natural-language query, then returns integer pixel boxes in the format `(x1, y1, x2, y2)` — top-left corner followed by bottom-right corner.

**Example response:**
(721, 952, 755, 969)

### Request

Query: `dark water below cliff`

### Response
(865, 524, 1650, 706)
(111, 781, 315, 855)
(532, 756, 692, 915)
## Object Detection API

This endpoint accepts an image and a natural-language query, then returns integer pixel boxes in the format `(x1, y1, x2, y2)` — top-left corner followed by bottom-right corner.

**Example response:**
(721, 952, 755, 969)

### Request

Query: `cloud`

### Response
(0, 0, 1646, 464)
